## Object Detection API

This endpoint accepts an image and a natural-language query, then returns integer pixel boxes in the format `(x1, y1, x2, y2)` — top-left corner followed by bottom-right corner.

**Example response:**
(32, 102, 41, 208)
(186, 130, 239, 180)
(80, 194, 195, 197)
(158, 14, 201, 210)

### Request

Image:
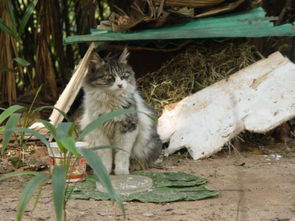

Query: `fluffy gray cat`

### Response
(80, 49, 162, 175)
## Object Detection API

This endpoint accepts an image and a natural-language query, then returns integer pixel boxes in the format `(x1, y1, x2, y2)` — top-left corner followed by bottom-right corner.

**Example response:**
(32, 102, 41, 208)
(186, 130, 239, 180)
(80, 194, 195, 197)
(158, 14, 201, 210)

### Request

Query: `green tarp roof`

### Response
(64, 7, 295, 44)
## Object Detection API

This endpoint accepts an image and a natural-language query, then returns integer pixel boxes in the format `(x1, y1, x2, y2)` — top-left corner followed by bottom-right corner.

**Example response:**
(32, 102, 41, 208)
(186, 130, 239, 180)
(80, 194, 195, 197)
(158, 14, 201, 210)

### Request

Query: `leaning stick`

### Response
(49, 42, 95, 126)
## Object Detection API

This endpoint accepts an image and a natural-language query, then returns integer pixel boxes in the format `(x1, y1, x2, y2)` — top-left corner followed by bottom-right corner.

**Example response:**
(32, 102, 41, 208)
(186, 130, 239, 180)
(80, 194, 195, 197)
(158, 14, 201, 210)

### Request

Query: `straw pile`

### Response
(137, 40, 262, 115)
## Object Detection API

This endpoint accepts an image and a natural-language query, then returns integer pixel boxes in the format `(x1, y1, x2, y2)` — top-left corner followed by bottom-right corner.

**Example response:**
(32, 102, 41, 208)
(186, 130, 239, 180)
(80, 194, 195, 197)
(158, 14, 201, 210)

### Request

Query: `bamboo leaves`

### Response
(0, 105, 23, 124)
(6, 0, 17, 34)
(78, 109, 136, 140)
(0, 17, 18, 39)
(18, 0, 38, 36)
(0, 108, 134, 220)
(81, 149, 125, 216)
(58, 137, 81, 157)
(52, 166, 66, 221)
(0, 105, 24, 153)
(16, 173, 49, 221)
(14, 57, 30, 66)
(0, 171, 40, 181)
(0, 0, 39, 39)
(1, 113, 21, 154)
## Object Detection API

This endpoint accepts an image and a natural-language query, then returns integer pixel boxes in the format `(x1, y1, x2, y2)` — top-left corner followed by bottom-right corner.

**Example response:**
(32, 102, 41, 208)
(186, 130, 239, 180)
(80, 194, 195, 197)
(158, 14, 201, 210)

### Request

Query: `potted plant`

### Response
(47, 140, 88, 182)
(0, 107, 136, 221)
(41, 121, 88, 183)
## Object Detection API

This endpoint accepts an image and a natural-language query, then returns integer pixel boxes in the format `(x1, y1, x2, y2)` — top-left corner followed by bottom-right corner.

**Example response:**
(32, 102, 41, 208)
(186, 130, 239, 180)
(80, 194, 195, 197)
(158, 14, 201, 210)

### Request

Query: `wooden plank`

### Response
(48, 43, 95, 126)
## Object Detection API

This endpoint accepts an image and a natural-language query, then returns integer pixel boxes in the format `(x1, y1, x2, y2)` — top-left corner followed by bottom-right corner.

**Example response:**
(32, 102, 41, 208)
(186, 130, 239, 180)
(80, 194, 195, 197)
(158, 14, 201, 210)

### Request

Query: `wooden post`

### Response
(49, 42, 95, 126)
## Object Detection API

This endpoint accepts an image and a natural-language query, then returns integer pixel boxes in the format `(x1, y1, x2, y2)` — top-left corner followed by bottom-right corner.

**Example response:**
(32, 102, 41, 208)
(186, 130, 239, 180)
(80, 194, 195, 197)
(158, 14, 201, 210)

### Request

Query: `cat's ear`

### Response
(89, 52, 105, 69)
(118, 48, 129, 64)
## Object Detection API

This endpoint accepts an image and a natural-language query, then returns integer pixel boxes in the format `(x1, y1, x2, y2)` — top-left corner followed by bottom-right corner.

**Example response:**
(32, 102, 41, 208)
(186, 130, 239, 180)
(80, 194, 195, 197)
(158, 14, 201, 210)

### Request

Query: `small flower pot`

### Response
(47, 142, 88, 183)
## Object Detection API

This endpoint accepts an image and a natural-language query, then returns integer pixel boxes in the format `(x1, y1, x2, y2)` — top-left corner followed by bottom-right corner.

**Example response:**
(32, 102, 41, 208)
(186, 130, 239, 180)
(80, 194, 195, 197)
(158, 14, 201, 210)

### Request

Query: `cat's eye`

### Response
(121, 73, 130, 79)
(90, 67, 96, 73)
(104, 75, 113, 80)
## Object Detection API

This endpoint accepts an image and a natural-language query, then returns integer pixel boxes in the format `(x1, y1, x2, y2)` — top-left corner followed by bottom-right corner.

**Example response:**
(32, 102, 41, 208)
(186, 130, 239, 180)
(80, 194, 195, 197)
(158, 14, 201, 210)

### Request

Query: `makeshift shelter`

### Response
(65, 8, 295, 44)
(42, 6, 295, 160)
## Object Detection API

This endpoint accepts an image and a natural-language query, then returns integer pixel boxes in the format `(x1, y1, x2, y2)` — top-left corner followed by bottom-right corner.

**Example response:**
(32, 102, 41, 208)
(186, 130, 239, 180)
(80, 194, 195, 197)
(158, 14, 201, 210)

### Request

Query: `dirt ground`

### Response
(1, 144, 295, 221)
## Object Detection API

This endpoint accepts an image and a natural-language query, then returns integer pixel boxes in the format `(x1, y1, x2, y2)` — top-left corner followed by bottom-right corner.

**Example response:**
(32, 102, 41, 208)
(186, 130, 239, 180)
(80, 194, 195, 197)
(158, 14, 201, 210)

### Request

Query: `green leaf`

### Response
(8, 127, 49, 147)
(7, 1, 17, 34)
(142, 112, 158, 123)
(14, 57, 30, 66)
(0, 18, 18, 39)
(1, 113, 21, 154)
(81, 149, 125, 215)
(31, 185, 43, 216)
(0, 171, 39, 182)
(58, 137, 81, 157)
(18, 0, 38, 35)
(89, 145, 126, 152)
(16, 173, 49, 221)
(0, 105, 23, 125)
(0, 66, 14, 72)
(78, 109, 136, 140)
(56, 140, 67, 154)
(33, 106, 71, 122)
(39, 120, 56, 139)
(27, 85, 42, 117)
(56, 122, 74, 139)
(52, 166, 66, 221)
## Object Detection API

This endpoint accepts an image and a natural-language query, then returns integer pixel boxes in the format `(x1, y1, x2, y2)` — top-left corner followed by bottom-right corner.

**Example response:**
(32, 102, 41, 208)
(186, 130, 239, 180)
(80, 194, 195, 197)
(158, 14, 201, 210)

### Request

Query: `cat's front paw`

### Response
(119, 114, 138, 133)
(114, 167, 129, 175)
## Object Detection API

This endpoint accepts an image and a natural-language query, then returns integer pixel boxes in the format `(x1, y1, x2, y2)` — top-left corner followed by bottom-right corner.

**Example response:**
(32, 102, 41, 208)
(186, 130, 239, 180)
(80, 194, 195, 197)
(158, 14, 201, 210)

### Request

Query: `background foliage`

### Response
(0, 0, 109, 106)
(0, 0, 294, 108)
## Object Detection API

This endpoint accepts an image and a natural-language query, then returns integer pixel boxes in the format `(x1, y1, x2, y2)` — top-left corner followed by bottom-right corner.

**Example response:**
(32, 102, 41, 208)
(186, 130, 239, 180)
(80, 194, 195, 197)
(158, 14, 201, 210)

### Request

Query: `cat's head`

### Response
(84, 48, 136, 92)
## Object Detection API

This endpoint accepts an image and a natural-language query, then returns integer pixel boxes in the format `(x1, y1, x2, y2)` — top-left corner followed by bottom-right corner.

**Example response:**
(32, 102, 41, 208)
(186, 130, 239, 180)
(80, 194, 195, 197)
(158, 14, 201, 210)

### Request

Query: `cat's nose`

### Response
(118, 84, 122, 88)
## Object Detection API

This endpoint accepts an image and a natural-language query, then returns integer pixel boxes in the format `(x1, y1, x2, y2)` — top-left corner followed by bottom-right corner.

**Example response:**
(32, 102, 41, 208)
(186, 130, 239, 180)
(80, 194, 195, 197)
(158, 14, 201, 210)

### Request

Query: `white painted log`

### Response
(49, 42, 95, 126)
(157, 52, 295, 160)
(28, 43, 95, 136)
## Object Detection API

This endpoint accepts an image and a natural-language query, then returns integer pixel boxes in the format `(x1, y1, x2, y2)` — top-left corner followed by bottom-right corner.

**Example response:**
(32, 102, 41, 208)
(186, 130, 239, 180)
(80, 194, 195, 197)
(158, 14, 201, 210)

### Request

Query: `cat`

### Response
(80, 48, 162, 175)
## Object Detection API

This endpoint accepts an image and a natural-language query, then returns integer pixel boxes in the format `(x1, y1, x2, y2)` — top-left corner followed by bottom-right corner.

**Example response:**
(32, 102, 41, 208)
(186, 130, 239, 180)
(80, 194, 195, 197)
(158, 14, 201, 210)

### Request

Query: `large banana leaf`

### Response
(70, 172, 219, 203)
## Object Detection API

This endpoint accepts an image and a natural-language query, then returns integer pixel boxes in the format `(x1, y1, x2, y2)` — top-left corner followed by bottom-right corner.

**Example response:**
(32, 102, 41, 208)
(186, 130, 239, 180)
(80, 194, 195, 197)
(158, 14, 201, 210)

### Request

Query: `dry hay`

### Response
(106, 0, 248, 32)
(137, 40, 262, 116)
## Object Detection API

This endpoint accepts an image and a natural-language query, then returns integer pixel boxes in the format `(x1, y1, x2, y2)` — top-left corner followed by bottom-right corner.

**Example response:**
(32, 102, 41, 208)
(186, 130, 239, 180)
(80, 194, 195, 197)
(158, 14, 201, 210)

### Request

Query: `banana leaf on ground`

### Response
(70, 172, 219, 203)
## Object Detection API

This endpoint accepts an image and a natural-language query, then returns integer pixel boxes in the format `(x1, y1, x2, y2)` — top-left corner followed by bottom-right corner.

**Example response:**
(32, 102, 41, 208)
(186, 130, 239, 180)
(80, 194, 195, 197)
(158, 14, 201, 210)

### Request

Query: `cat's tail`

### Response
(131, 93, 163, 168)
